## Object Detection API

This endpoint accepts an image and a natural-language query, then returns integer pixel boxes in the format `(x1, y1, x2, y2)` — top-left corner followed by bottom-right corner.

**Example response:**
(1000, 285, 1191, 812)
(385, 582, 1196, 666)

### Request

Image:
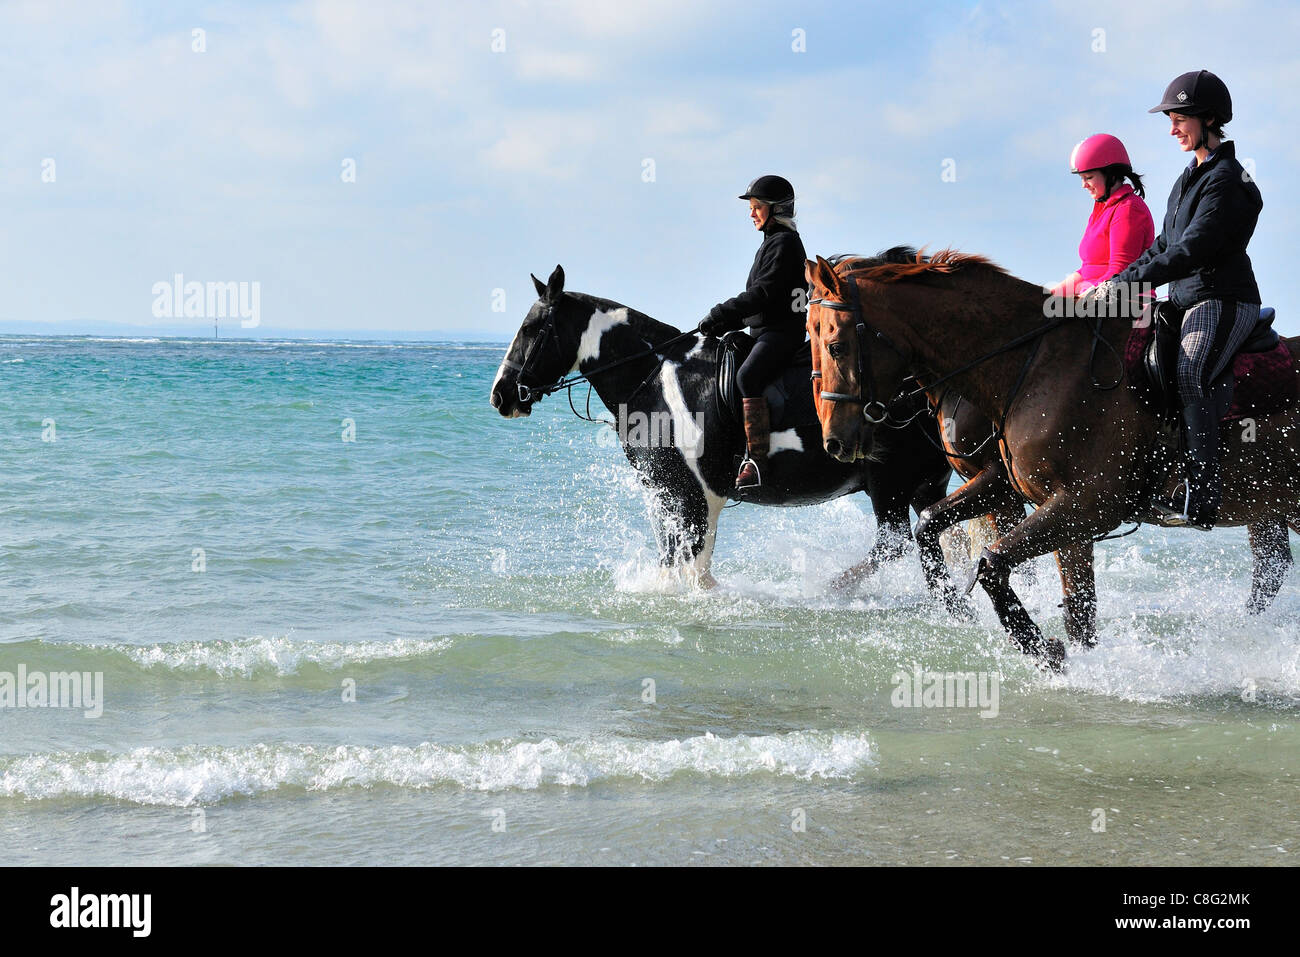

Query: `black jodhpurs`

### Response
(737, 330, 803, 398)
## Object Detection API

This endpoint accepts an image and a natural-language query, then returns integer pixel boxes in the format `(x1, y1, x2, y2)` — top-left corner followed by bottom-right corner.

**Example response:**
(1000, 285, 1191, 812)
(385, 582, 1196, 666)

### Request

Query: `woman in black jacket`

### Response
(700, 175, 808, 489)
(1097, 70, 1263, 529)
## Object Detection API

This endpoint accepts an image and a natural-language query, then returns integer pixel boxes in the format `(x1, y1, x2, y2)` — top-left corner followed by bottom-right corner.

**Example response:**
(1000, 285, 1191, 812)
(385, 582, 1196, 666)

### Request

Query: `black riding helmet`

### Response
(739, 175, 795, 218)
(1148, 69, 1233, 123)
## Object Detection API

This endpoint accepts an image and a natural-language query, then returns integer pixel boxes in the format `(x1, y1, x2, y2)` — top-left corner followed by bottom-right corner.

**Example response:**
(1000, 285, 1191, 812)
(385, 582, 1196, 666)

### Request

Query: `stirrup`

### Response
(735, 456, 762, 490)
(1152, 481, 1212, 530)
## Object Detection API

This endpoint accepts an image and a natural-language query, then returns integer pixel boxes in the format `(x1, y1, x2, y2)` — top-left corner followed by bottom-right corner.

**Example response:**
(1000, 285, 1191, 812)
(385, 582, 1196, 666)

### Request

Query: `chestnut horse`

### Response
(806, 248, 1297, 669)
(815, 256, 1033, 599)
(817, 256, 1028, 597)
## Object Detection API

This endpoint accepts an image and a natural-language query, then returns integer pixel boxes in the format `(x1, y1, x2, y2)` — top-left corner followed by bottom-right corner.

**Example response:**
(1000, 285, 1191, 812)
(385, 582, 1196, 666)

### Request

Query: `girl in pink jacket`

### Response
(1050, 134, 1155, 296)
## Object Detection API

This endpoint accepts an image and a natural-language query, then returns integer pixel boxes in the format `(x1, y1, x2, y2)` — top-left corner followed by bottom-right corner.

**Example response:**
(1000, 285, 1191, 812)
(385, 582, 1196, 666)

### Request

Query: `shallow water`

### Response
(0, 336, 1295, 865)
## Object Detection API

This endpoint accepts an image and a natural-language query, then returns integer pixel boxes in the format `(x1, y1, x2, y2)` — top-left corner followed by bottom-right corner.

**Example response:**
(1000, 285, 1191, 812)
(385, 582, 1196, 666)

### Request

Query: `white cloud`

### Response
(515, 51, 598, 80)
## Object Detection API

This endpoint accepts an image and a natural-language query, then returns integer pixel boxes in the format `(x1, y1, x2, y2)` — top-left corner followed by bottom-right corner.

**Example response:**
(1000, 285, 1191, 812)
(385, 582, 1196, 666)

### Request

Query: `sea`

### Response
(0, 335, 1295, 865)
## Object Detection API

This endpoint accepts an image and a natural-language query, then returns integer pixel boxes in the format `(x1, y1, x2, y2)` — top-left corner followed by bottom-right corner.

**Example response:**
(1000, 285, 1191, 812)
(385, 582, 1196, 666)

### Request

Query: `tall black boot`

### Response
(1157, 397, 1221, 530)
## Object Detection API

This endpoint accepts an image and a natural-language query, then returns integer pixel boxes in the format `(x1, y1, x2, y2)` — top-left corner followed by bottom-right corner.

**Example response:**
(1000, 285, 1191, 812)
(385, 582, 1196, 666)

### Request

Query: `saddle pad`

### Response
(1124, 323, 1297, 421)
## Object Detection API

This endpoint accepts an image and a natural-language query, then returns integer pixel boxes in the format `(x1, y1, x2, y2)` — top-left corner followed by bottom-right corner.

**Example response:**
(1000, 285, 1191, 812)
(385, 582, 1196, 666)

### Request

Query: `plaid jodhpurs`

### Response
(1177, 299, 1261, 402)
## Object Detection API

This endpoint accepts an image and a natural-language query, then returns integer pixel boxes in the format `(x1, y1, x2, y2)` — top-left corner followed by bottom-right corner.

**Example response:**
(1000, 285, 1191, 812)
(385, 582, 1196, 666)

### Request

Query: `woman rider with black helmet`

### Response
(1093, 70, 1263, 529)
(699, 175, 808, 489)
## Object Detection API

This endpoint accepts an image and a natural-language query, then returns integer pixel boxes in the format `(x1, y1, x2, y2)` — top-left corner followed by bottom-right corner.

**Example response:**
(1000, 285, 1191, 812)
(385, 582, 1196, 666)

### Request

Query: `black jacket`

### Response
(1111, 140, 1261, 308)
(710, 223, 808, 335)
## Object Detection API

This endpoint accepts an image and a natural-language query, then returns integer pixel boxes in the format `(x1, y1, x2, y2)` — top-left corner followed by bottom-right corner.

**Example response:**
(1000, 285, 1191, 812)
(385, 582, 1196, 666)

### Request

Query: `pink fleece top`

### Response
(1053, 184, 1155, 296)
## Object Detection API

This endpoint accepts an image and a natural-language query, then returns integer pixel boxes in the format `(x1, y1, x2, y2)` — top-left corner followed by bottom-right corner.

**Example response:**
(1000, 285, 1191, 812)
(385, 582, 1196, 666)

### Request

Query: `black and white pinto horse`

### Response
(490, 265, 963, 602)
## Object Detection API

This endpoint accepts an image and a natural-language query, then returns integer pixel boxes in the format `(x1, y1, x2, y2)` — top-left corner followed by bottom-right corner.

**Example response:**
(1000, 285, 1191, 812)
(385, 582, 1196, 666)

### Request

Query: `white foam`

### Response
(0, 731, 875, 806)
(123, 634, 454, 677)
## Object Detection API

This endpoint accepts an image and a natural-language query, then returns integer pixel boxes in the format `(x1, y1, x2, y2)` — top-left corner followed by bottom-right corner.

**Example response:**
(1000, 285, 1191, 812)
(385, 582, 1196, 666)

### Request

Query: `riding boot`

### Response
(1156, 397, 1221, 530)
(736, 397, 770, 489)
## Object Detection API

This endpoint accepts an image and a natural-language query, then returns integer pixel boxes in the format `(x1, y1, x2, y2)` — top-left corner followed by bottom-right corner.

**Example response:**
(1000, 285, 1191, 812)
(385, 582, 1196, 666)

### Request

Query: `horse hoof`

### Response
(1040, 639, 1067, 673)
(828, 572, 858, 593)
(829, 562, 874, 593)
(942, 588, 976, 622)
(698, 571, 719, 590)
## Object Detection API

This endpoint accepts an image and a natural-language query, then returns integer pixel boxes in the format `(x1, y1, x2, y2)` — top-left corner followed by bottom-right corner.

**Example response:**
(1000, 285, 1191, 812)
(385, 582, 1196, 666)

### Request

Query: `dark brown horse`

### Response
(806, 247, 1297, 668)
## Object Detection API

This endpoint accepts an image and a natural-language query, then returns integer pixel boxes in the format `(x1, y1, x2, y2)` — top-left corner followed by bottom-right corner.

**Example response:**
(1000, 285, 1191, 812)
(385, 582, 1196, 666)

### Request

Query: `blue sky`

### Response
(3, 0, 1298, 340)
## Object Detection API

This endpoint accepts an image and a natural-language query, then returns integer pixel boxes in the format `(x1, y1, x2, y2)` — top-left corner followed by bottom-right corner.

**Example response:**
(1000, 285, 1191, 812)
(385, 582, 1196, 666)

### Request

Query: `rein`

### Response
(506, 299, 700, 408)
(811, 273, 1144, 544)
(809, 280, 1073, 435)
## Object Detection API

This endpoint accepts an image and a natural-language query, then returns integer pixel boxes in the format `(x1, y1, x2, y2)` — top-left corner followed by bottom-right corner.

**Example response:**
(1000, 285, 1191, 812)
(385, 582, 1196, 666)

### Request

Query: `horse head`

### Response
(491, 265, 585, 417)
(805, 254, 913, 463)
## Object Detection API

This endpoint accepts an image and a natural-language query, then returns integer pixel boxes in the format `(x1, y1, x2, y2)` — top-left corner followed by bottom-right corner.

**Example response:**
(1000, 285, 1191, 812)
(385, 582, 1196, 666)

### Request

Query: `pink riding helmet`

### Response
(1069, 133, 1132, 174)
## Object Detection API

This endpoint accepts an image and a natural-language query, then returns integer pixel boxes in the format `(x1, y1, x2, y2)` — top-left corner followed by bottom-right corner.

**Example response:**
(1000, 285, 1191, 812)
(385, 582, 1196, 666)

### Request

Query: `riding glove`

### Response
(700, 309, 742, 337)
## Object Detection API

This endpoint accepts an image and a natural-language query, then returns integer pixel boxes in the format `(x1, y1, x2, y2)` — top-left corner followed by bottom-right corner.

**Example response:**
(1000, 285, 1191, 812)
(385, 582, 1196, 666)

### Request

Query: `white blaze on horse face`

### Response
(575, 307, 630, 371)
(492, 324, 527, 398)
(683, 335, 705, 360)
(769, 429, 804, 455)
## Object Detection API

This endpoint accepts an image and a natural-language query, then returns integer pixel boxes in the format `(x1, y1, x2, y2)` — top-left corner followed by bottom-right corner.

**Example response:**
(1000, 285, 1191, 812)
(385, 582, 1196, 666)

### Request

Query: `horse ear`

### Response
(545, 265, 565, 301)
(813, 256, 842, 296)
(804, 259, 818, 286)
(531, 273, 547, 300)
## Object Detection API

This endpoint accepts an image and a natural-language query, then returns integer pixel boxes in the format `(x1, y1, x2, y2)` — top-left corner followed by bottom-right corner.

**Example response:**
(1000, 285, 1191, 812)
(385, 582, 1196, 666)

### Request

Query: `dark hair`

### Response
(1202, 114, 1226, 139)
(1178, 112, 1226, 144)
(1100, 163, 1146, 199)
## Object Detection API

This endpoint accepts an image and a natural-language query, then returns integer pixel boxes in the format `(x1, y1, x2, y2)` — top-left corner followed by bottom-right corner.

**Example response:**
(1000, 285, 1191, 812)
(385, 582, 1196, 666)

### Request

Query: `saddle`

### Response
(1128, 302, 1295, 422)
(715, 331, 814, 430)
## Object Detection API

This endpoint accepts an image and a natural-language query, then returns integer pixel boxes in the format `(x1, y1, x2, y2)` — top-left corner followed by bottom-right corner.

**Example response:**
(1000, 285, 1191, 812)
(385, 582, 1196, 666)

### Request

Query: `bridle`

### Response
(809, 267, 1141, 544)
(503, 297, 702, 411)
(808, 278, 911, 426)
(501, 300, 564, 405)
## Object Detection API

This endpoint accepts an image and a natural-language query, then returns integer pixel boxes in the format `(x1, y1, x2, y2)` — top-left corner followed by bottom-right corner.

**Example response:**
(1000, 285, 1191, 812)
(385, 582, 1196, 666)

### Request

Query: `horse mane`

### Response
(567, 291, 681, 340)
(831, 245, 1009, 284)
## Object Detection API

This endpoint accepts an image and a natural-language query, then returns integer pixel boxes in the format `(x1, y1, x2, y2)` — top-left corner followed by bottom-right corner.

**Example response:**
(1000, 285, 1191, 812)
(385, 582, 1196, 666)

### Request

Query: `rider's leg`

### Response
(734, 332, 797, 488)
(736, 397, 769, 488)
(1163, 300, 1258, 528)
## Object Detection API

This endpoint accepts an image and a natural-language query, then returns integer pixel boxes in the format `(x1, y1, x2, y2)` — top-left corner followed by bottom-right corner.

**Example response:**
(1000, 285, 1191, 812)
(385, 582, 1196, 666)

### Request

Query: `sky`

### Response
(2, 0, 1298, 340)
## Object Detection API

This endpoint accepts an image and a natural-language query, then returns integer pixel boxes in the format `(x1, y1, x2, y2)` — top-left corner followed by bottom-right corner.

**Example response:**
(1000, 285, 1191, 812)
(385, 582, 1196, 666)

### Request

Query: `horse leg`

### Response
(646, 478, 713, 587)
(914, 466, 1017, 561)
(968, 491, 1115, 669)
(1246, 516, 1292, 614)
(992, 500, 1037, 587)
(969, 547, 1063, 669)
(908, 474, 979, 619)
(691, 493, 728, 589)
(1054, 540, 1097, 648)
(829, 495, 912, 592)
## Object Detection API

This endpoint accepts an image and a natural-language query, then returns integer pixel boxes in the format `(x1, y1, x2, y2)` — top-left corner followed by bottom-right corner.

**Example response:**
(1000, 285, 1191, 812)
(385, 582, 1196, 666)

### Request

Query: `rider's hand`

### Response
(699, 309, 736, 337)
(1083, 280, 1122, 314)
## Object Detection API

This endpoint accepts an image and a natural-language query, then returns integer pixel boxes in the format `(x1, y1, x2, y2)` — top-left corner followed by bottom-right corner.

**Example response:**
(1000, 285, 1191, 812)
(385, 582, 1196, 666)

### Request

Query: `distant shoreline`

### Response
(0, 329, 510, 347)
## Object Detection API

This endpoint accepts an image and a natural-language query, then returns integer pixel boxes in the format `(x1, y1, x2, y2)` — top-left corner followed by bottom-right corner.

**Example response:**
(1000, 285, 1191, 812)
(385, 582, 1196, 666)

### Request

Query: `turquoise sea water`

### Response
(0, 335, 1295, 865)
